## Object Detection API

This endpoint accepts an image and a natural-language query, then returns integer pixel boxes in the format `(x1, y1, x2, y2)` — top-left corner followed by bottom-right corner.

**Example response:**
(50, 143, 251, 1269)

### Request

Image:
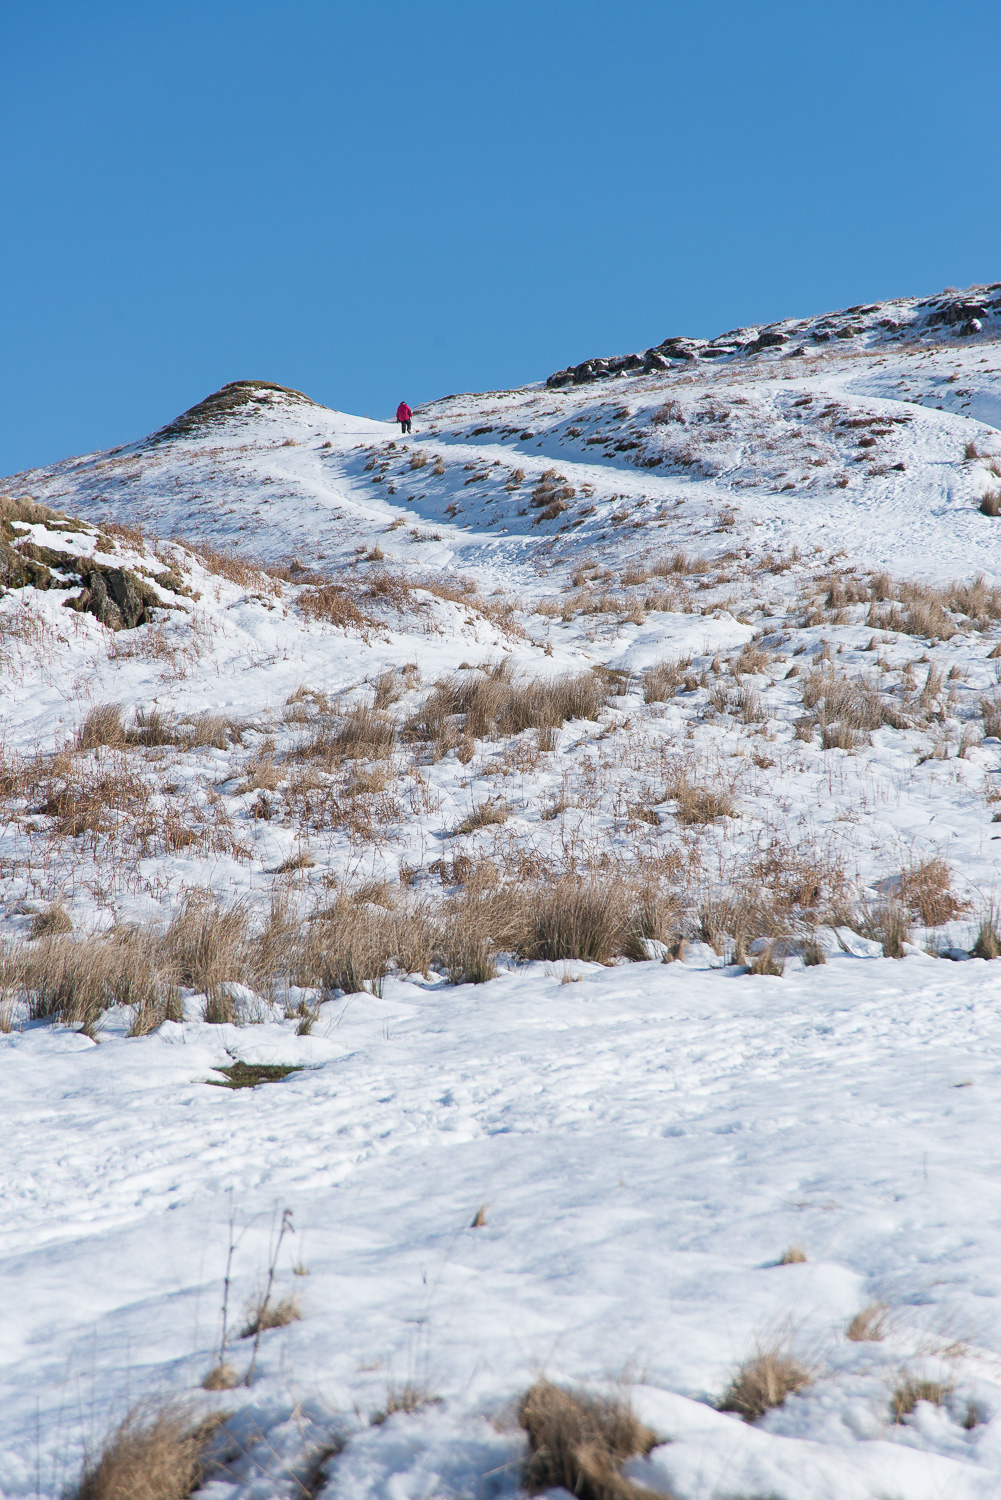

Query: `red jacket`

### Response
(396, 403, 412, 421)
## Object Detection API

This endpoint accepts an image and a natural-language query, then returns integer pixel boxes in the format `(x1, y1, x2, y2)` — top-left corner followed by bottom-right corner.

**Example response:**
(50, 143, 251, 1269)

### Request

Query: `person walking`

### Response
(396, 401, 413, 435)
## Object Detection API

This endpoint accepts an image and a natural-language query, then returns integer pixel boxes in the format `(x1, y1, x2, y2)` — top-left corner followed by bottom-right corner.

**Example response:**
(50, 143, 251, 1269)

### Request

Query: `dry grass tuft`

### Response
(298, 894, 437, 995)
(240, 1295, 300, 1338)
(718, 1349, 811, 1421)
(518, 1379, 658, 1500)
(777, 1246, 807, 1265)
(971, 907, 1001, 959)
(455, 799, 509, 834)
(979, 491, 1001, 518)
(801, 668, 906, 749)
(516, 879, 626, 964)
(406, 664, 606, 751)
(164, 894, 248, 1021)
(29, 902, 73, 938)
(77, 703, 126, 751)
(749, 944, 784, 976)
(17, 929, 178, 1035)
(890, 1377, 949, 1423)
(642, 658, 692, 703)
(863, 902, 910, 959)
(297, 584, 373, 631)
(200, 1363, 240, 1391)
(76, 1401, 222, 1500)
(667, 774, 736, 825)
(801, 934, 827, 966)
(899, 858, 964, 926)
(372, 1384, 442, 1426)
(847, 1303, 887, 1342)
(328, 705, 398, 761)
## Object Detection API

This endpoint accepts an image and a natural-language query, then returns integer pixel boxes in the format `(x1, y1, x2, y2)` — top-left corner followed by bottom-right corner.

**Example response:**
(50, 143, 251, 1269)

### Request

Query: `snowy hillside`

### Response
(5, 285, 1001, 1500)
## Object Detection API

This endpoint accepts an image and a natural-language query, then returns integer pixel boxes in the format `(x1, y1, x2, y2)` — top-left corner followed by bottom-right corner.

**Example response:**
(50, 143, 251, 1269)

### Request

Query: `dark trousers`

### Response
(399, 418, 412, 434)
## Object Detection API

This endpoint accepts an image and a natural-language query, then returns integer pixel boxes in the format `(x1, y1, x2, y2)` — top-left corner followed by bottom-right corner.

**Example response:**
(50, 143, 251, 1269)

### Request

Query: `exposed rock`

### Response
(542, 285, 1001, 387)
(745, 330, 789, 354)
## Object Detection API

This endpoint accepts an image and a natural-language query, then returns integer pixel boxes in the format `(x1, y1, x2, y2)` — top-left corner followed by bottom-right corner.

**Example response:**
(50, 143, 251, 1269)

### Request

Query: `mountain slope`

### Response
(4, 288, 1001, 1500)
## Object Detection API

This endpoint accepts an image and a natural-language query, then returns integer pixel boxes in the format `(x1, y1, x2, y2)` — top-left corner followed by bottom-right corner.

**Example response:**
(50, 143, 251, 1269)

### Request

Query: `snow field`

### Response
(6, 951, 1001, 1499)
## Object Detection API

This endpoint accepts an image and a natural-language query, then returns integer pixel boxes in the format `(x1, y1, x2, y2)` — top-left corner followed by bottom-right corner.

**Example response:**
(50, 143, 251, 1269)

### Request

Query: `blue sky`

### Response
(1, 0, 999, 474)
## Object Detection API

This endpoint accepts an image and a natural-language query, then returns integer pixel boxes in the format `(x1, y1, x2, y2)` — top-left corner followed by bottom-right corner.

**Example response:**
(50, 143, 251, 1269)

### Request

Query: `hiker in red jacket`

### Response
(396, 401, 412, 435)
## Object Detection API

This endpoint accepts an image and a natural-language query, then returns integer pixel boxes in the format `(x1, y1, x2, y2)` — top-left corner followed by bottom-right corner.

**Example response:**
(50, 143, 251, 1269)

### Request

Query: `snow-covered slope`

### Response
(5, 287, 1001, 1500)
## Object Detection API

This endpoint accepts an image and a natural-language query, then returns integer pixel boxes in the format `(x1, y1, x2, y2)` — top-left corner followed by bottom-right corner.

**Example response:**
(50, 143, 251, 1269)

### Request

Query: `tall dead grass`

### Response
(718, 1348, 811, 1421)
(405, 664, 607, 750)
(801, 668, 907, 748)
(518, 1380, 657, 1500)
(898, 858, 964, 926)
(642, 657, 693, 703)
(76, 1401, 222, 1500)
(164, 894, 249, 1021)
(17, 929, 180, 1034)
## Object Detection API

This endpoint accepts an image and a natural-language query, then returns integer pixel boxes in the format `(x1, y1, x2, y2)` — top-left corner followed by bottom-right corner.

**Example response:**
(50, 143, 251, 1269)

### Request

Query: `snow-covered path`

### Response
(12, 329, 1001, 592)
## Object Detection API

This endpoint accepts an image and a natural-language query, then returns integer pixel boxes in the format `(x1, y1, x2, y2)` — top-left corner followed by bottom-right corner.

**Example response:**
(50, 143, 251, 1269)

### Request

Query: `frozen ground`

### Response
(4, 285, 1001, 1499)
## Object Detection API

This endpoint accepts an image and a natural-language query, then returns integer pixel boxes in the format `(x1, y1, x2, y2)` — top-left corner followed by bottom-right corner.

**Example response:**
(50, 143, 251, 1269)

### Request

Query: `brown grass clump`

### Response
(801, 668, 906, 749)
(801, 934, 827, 966)
(36, 757, 152, 843)
(29, 902, 73, 938)
(183, 539, 281, 594)
(863, 902, 909, 959)
(183, 712, 244, 750)
(890, 1378, 949, 1423)
(298, 895, 438, 995)
(372, 1384, 443, 1426)
(649, 549, 708, 576)
(777, 1246, 807, 1265)
(948, 575, 1001, 626)
(899, 858, 964, 926)
(749, 945, 784, 976)
(240, 1295, 300, 1338)
(16, 928, 179, 1035)
(667, 774, 736, 825)
(979, 491, 1001, 517)
(971, 907, 1001, 959)
(455, 799, 509, 834)
(718, 1349, 811, 1421)
(297, 584, 373, 631)
(76, 703, 126, 751)
(129, 707, 182, 747)
(513, 879, 626, 964)
(529, 469, 575, 523)
(642, 657, 692, 703)
(405, 664, 606, 749)
(518, 1379, 658, 1500)
(847, 1303, 887, 1342)
(297, 705, 397, 764)
(76, 1401, 221, 1500)
(163, 895, 248, 1021)
(979, 694, 1001, 740)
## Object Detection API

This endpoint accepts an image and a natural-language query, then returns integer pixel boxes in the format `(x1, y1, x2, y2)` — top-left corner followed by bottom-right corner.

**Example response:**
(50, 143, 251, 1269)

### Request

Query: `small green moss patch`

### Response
(207, 1061, 304, 1089)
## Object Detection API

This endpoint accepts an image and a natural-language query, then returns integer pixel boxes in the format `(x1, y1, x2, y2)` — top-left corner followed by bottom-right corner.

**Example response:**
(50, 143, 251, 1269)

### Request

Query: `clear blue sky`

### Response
(2, 1, 999, 475)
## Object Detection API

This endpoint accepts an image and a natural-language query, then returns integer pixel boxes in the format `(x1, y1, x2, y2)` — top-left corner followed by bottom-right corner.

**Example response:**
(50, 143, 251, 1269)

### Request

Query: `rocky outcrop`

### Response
(544, 283, 1001, 388)
(1, 512, 177, 631)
